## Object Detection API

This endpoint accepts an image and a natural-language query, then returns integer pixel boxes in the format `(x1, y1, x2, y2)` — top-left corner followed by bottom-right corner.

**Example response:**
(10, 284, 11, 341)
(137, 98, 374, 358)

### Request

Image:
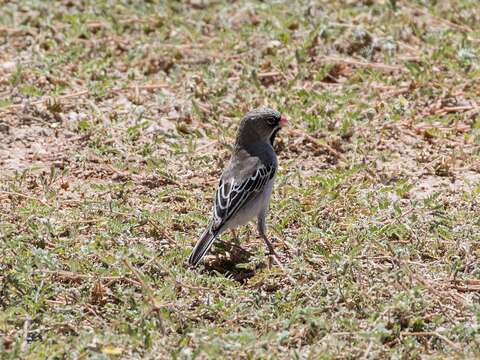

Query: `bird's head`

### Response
(236, 107, 288, 147)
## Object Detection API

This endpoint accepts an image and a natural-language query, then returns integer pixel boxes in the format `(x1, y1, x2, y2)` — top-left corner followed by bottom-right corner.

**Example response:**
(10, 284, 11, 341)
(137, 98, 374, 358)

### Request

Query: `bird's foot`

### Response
(260, 235, 285, 263)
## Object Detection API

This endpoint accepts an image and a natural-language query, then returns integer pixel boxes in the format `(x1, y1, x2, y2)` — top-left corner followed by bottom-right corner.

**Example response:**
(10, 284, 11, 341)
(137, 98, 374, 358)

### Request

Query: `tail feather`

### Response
(188, 224, 218, 266)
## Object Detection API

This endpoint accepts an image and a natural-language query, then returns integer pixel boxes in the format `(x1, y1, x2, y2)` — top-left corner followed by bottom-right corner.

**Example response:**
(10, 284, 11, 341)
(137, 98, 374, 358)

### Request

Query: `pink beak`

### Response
(280, 114, 288, 127)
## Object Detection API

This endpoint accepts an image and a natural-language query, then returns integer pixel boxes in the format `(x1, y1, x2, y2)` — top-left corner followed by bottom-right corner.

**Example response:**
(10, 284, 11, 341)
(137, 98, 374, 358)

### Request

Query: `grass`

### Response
(1, 0, 480, 358)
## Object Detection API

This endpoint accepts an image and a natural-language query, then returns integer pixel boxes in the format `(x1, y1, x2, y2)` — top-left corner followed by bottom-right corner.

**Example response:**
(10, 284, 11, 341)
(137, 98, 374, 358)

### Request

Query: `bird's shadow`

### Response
(202, 241, 267, 284)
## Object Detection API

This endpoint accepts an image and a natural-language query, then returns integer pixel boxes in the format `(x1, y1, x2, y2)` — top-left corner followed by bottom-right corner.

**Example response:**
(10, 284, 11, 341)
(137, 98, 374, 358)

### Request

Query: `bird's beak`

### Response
(279, 114, 288, 127)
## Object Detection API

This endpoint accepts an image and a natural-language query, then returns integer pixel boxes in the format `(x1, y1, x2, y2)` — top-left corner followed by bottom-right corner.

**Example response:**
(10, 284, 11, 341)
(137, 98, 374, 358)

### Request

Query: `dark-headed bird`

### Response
(188, 108, 288, 266)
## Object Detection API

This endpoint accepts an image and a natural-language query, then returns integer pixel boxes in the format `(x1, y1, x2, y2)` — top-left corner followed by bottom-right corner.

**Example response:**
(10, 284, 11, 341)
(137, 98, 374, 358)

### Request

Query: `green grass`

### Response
(1, 0, 480, 358)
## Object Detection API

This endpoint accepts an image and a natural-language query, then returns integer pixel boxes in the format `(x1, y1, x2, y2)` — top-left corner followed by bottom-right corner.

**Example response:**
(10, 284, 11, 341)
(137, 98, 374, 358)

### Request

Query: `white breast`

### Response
(223, 177, 275, 230)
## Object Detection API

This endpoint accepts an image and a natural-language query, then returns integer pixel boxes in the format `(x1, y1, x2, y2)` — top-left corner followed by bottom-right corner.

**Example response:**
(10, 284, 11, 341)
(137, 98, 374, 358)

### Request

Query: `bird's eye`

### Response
(267, 117, 277, 126)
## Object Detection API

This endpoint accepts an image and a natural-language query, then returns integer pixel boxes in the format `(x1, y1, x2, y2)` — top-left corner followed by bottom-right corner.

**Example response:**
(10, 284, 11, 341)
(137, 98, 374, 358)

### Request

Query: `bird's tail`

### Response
(188, 223, 218, 266)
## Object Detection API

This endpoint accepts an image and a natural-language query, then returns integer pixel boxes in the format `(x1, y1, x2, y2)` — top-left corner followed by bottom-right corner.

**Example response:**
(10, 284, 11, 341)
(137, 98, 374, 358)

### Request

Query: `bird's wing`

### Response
(212, 159, 276, 231)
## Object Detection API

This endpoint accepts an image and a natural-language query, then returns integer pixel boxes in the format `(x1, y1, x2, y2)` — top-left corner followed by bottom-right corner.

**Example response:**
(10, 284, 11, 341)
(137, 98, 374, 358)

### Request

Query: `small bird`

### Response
(188, 107, 288, 266)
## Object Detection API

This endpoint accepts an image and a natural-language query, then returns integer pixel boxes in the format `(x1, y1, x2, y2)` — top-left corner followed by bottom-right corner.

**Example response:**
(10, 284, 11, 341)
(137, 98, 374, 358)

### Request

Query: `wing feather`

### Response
(212, 164, 276, 231)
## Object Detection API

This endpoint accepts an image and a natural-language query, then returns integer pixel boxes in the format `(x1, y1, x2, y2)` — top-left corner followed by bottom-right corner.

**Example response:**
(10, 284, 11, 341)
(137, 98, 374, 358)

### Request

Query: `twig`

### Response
(434, 105, 478, 115)
(116, 84, 168, 93)
(147, 219, 177, 245)
(46, 299, 68, 306)
(39, 269, 90, 280)
(330, 331, 371, 336)
(451, 285, 480, 293)
(228, 71, 283, 82)
(408, 4, 473, 33)
(326, 22, 357, 29)
(35, 269, 142, 287)
(0, 190, 48, 206)
(450, 278, 480, 292)
(381, 86, 412, 99)
(122, 259, 156, 299)
(0, 90, 88, 114)
(257, 71, 282, 79)
(84, 304, 105, 323)
(287, 129, 346, 160)
(362, 341, 373, 360)
(0, 26, 29, 35)
(323, 56, 406, 73)
(400, 331, 460, 351)
(122, 258, 166, 334)
(20, 317, 31, 353)
(67, 218, 99, 225)
(462, 279, 480, 285)
(179, 58, 211, 65)
(382, 207, 415, 227)
(175, 278, 210, 291)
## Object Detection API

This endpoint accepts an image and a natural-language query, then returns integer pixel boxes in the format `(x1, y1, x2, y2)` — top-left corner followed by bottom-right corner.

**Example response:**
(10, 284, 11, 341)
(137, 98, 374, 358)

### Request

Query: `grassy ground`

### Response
(1, 0, 480, 358)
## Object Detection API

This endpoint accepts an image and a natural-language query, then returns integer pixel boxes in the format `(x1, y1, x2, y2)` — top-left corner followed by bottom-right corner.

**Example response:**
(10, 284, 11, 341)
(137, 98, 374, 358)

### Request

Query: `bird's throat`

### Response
(269, 127, 280, 146)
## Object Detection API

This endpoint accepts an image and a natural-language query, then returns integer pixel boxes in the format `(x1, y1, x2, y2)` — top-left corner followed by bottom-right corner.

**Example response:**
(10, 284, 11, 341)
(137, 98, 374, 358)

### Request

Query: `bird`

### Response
(188, 107, 288, 267)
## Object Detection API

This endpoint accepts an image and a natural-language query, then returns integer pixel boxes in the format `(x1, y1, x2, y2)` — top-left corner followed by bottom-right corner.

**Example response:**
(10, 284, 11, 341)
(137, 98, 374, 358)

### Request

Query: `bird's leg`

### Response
(260, 233, 295, 282)
(257, 213, 280, 259)
(259, 233, 276, 270)
(261, 234, 277, 256)
(257, 215, 295, 282)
